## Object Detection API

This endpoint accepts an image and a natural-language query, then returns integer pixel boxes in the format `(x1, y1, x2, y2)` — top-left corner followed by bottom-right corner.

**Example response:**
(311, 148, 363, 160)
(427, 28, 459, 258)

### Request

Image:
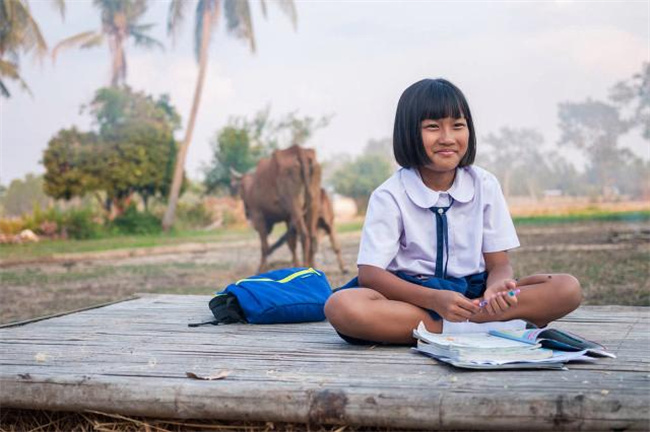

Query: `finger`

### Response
(505, 279, 517, 291)
(488, 296, 504, 314)
(504, 291, 519, 307)
(495, 293, 510, 311)
(454, 306, 473, 320)
(457, 296, 480, 314)
(486, 297, 498, 315)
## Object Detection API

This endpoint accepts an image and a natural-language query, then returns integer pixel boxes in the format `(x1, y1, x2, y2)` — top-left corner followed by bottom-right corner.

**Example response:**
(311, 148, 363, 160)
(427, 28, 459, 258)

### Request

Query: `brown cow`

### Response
(268, 188, 347, 273)
(234, 145, 321, 272)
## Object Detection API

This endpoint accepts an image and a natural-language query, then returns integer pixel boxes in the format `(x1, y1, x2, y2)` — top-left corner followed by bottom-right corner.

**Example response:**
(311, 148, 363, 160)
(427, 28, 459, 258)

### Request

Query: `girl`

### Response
(324, 78, 582, 345)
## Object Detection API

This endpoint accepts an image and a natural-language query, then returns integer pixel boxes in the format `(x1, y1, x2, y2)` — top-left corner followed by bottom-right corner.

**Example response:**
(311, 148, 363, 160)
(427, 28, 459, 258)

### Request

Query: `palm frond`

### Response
(259, 0, 268, 19)
(194, 0, 206, 62)
(79, 33, 104, 49)
(167, 0, 188, 40)
(275, 0, 297, 30)
(224, 0, 256, 53)
(52, 0, 66, 20)
(0, 79, 10, 98)
(0, 59, 32, 98)
(129, 28, 165, 50)
(52, 31, 102, 62)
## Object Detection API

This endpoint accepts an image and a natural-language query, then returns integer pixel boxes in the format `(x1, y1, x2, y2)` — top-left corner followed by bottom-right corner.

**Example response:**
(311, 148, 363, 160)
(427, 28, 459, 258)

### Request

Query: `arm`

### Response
(358, 265, 480, 322)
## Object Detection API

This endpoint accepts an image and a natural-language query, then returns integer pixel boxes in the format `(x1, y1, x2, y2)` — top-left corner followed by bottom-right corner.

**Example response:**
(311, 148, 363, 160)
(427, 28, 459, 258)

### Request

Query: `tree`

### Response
(162, 0, 298, 231)
(558, 99, 630, 198)
(203, 124, 262, 195)
(203, 109, 330, 195)
(42, 87, 181, 216)
(481, 127, 546, 199)
(332, 153, 392, 214)
(0, 0, 64, 98)
(609, 63, 650, 140)
(52, 0, 163, 87)
(42, 127, 99, 201)
(0, 174, 51, 217)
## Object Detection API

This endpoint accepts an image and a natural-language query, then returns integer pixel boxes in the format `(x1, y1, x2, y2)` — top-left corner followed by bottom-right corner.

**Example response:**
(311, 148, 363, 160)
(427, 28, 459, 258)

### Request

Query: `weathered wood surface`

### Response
(0, 294, 648, 430)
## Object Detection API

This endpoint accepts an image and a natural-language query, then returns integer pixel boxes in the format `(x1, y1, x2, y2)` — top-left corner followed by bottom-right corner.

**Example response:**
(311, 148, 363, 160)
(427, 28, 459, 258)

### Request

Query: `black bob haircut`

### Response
(393, 78, 476, 169)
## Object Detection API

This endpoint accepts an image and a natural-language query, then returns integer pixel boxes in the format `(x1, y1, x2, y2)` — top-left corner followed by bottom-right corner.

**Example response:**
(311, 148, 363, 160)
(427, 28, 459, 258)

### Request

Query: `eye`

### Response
(454, 122, 466, 129)
(424, 123, 439, 130)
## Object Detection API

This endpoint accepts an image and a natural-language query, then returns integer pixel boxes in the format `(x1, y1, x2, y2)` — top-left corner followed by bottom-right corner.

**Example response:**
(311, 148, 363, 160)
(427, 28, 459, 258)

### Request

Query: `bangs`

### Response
(418, 81, 468, 121)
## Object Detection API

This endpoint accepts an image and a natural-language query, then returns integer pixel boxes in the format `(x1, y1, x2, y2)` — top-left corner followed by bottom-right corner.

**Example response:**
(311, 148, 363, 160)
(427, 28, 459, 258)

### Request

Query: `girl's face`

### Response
(420, 116, 469, 174)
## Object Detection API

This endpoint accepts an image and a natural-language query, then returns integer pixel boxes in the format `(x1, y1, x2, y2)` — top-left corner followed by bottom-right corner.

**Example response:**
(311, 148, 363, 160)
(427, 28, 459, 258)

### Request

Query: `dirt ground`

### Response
(1, 220, 648, 325)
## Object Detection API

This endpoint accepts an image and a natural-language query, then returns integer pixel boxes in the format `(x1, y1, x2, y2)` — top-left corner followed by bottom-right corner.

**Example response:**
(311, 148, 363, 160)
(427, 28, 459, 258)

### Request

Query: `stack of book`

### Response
(413, 322, 615, 370)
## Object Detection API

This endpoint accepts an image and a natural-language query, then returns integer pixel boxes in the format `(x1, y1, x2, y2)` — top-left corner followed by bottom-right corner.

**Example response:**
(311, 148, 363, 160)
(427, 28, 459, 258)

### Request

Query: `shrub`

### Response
(175, 201, 214, 230)
(111, 205, 162, 235)
(0, 218, 24, 235)
(63, 207, 103, 239)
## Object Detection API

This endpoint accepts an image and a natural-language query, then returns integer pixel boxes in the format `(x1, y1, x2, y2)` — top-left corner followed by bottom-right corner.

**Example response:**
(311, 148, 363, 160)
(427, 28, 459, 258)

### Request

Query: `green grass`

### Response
(2, 210, 646, 262)
(0, 226, 255, 260)
(513, 210, 650, 225)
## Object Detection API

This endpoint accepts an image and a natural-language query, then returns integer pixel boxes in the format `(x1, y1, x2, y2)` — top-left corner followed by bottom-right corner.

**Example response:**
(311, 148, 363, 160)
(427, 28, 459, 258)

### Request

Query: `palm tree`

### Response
(162, 0, 297, 231)
(0, 0, 65, 98)
(52, 0, 163, 87)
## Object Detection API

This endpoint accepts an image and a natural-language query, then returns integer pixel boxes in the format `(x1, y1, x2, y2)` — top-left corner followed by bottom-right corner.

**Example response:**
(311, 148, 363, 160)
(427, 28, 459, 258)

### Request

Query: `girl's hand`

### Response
(482, 279, 518, 315)
(431, 290, 481, 322)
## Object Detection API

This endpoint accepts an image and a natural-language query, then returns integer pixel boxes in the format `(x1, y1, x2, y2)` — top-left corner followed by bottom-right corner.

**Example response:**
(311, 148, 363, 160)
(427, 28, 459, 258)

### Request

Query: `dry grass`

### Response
(0, 409, 390, 432)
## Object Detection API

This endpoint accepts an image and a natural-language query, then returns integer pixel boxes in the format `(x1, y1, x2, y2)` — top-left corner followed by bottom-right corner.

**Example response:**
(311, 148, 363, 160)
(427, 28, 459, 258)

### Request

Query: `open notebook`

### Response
(413, 320, 610, 370)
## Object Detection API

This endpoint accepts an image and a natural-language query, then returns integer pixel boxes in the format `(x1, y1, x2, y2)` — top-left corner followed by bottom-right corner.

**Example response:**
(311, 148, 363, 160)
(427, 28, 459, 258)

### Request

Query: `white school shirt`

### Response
(357, 165, 520, 278)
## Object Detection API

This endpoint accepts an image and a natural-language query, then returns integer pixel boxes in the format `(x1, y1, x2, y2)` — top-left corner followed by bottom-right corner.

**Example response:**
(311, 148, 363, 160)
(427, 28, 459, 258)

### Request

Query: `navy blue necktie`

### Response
(430, 198, 454, 279)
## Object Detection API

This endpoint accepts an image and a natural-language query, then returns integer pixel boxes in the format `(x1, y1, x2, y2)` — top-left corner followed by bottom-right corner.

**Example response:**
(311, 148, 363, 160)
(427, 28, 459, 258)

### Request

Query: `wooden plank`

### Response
(1, 295, 648, 430)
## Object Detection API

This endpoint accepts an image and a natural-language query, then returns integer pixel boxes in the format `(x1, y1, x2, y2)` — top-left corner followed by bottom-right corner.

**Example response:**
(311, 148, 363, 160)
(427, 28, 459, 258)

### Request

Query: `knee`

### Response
(324, 291, 353, 328)
(324, 290, 370, 331)
(557, 274, 582, 310)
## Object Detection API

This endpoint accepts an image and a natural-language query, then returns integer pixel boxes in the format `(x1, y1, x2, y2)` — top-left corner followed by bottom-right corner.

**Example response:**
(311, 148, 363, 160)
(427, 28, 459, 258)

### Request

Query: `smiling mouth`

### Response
(435, 150, 457, 155)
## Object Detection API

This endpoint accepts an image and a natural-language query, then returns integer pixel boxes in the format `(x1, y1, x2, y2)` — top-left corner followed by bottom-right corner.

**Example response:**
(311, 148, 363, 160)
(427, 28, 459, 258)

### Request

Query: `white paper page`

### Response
(441, 319, 527, 335)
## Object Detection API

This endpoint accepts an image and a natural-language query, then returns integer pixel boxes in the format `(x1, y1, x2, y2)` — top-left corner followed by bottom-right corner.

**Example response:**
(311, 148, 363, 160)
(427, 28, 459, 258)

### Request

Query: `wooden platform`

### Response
(1, 295, 648, 430)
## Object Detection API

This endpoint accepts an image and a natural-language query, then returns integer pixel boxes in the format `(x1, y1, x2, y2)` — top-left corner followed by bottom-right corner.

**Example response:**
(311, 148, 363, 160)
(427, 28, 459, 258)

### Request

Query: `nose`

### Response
(438, 126, 455, 145)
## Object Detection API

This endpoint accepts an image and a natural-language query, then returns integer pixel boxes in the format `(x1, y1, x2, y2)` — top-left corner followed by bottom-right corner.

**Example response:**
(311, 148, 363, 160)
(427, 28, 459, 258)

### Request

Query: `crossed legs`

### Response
(324, 274, 582, 345)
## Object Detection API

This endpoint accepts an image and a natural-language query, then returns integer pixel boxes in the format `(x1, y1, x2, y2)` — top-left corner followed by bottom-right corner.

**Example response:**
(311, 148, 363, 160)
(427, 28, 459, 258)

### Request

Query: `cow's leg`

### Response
(289, 205, 310, 268)
(253, 216, 271, 273)
(324, 222, 347, 273)
(285, 222, 299, 267)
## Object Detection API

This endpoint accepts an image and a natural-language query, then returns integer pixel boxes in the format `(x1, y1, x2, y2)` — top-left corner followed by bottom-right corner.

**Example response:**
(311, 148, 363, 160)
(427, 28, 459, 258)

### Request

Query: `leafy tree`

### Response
(52, 0, 163, 87)
(332, 153, 392, 214)
(481, 127, 546, 199)
(0, 0, 64, 97)
(0, 173, 51, 216)
(558, 99, 631, 198)
(203, 125, 261, 195)
(609, 63, 650, 140)
(276, 111, 332, 147)
(163, 0, 298, 231)
(42, 87, 181, 216)
(42, 127, 99, 201)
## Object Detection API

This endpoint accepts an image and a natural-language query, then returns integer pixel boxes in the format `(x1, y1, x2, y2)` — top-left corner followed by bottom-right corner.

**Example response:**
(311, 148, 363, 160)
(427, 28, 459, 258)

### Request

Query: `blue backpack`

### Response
(190, 267, 332, 326)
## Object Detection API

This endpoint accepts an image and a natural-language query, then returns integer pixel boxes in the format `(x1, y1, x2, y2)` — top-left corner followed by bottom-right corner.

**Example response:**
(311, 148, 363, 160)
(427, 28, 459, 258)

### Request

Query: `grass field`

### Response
(1, 213, 648, 324)
(0, 213, 648, 431)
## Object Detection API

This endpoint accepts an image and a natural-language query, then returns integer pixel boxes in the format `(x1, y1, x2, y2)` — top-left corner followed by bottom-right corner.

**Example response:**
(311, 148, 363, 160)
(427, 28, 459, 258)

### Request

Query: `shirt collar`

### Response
(400, 167, 475, 209)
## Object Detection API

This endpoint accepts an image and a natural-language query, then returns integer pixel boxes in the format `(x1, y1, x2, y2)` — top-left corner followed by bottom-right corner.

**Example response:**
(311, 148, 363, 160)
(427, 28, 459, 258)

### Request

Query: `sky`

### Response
(1, 0, 649, 185)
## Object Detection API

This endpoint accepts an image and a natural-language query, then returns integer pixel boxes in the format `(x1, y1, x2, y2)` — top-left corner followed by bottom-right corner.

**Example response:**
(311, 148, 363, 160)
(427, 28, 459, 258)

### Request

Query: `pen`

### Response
(479, 289, 520, 308)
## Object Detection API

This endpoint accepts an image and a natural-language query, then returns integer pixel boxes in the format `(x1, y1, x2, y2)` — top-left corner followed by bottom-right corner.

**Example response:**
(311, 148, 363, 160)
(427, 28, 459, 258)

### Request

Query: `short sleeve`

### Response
(357, 189, 403, 269)
(482, 175, 520, 253)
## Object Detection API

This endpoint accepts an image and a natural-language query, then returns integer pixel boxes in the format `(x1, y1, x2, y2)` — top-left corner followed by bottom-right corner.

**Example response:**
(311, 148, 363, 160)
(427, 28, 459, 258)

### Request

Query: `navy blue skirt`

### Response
(333, 271, 488, 345)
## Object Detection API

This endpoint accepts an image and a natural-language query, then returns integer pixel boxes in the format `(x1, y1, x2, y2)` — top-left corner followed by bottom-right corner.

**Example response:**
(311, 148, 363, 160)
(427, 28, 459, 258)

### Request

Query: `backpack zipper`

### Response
(235, 268, 320, 285)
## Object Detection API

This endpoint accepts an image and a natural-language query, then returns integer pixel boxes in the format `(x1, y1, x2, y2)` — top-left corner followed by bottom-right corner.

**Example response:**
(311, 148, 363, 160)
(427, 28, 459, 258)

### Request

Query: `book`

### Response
(412, 322, 606, 370)
(488, 328, 616, 358)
